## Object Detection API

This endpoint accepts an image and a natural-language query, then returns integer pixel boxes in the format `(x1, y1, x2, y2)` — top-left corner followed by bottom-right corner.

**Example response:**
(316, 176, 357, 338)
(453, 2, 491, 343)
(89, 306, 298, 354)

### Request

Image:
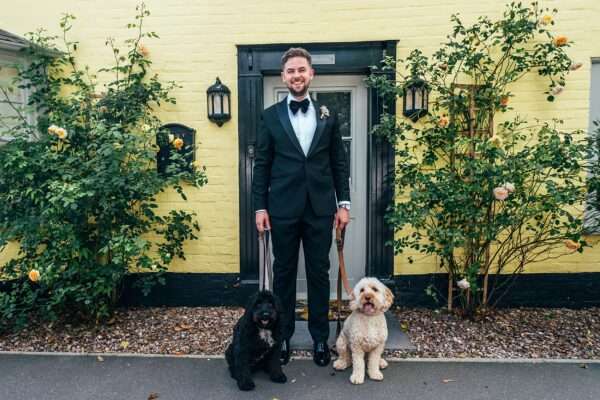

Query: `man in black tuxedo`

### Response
(252, 47, 350, 367)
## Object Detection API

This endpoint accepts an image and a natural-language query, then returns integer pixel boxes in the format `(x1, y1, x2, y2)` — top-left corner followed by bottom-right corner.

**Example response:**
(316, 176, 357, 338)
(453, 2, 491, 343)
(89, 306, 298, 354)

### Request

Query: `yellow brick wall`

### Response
(1, 0, 599, 275)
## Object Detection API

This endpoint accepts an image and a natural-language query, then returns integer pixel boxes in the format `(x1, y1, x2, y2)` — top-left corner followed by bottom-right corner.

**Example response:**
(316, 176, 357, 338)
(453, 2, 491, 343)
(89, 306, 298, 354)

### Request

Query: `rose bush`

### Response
(0, 4, 207, 331)
(367, 2, 599, 316)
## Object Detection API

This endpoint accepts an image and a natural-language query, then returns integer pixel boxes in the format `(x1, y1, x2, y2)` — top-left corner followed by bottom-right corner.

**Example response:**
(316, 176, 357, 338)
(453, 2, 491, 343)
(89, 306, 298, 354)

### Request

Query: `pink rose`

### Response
(493, 187, 509, 201)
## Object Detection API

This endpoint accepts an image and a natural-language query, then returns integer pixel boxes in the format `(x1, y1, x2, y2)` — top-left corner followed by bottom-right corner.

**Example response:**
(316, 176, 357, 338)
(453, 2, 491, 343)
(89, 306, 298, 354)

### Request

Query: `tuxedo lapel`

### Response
(276, 99, 304, 156)
(307, 99, 326, 157)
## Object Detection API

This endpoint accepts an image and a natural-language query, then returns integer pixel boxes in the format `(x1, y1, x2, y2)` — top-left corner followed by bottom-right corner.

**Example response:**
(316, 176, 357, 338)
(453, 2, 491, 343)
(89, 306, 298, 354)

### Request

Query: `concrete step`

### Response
(290, 312, 415, 351)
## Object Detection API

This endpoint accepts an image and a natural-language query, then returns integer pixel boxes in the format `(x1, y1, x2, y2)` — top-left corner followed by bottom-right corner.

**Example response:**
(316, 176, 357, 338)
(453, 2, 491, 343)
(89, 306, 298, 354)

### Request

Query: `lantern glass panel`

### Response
(208, 94, 214, 115)
(414, 87, 423, 110)
(214, 94, 222, 114)
(405, 89, 414, 113)
(223, 95, 229, 114)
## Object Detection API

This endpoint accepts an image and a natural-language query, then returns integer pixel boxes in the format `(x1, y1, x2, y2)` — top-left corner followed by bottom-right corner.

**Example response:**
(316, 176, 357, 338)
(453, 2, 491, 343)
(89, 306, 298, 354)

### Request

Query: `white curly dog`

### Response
(333, 277, 395, 385)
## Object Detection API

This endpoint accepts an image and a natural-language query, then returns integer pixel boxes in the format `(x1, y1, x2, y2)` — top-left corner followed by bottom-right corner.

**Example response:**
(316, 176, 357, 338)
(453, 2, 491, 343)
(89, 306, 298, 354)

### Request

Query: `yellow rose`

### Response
(173, 138, 184, 151)
(569, 62, 583, 71)
(47, 125, 59, 135)
(540, 15, 553, 25)
(55, 128, 68, 140)
(438, 116, 449, 128)
(551, 85, 564, 96)
(488, 135, 503, 148)
(564, 239, 581, 251)
(137, 43, 149, 57)
(502, 182, 515, 193)
(553, 35, 568, 47)
(28, 269, 40, 282)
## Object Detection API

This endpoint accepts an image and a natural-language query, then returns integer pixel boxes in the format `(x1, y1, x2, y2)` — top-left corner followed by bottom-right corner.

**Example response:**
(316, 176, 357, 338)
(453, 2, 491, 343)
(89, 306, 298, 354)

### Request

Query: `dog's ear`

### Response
(349, 291, 360, 311)
(383, 286, 395, 311)
(243, 292, 260, 319)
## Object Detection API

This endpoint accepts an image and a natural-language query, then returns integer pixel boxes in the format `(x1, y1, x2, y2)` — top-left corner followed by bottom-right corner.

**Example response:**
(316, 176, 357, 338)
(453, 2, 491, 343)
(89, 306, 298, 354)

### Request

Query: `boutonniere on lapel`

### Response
(319, 105, 330, 120)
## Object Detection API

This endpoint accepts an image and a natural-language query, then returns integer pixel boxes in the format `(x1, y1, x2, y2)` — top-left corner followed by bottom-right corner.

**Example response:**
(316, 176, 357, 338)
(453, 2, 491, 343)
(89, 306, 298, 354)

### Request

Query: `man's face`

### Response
(281, 56, 314, 98)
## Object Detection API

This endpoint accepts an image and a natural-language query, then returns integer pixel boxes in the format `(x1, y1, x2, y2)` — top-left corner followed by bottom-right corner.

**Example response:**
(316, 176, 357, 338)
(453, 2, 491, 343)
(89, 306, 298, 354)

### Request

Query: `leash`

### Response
(258, 230, 272, 291)
(335, 226, 353, 337)
(259, 226, 351, 338)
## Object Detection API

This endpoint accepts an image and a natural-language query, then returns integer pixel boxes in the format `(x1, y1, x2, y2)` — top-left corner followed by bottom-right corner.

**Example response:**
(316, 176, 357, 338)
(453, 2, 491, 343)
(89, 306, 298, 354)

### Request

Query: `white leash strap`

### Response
(258, 230, 273, 291)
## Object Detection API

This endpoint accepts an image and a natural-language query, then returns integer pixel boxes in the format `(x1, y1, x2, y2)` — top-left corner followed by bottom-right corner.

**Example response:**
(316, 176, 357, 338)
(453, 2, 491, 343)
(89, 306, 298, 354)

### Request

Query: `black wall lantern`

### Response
(403, 78, 429, 122)
(207, 77, 231, 127)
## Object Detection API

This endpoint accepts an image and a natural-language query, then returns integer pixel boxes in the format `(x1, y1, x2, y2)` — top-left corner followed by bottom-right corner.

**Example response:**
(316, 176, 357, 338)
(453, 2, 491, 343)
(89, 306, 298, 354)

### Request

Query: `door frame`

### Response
(237, 40, 397, 288)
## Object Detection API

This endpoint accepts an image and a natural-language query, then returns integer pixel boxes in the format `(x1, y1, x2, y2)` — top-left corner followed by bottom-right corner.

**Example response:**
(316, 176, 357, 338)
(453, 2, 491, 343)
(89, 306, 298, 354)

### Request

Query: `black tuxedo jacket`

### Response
(252, 98, 350, 218)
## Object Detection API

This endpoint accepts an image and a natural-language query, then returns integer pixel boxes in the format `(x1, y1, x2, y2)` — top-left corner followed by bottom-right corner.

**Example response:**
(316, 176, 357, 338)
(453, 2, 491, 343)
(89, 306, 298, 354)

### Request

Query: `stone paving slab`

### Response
(290, 312, 415, 350)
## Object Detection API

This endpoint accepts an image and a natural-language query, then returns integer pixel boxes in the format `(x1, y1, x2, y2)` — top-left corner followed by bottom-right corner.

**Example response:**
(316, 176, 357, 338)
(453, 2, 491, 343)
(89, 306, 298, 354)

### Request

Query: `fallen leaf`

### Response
(291, 378, 297, 383)
(120, 340, 129, 349)
(148, 393, 159, 400)
(96, 356, 104, 362)
(580, 364, 588, 369)
(442, 379, 456, 383)
(180, 323, 193, 330)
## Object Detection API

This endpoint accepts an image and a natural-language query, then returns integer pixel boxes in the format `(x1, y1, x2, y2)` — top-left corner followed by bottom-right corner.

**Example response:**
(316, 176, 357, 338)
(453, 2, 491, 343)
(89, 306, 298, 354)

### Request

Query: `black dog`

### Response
(225, 290, 287, 391)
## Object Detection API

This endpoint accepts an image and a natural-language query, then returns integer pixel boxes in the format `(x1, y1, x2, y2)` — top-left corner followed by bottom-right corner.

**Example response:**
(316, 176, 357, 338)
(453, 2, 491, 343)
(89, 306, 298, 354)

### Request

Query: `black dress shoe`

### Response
(280, 339, 291, 365)
(313, 342, 331, 367)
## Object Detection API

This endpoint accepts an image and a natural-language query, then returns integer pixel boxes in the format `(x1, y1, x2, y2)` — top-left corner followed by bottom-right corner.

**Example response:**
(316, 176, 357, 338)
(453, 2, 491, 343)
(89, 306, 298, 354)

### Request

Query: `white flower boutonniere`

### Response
(320, 105, 330, 120)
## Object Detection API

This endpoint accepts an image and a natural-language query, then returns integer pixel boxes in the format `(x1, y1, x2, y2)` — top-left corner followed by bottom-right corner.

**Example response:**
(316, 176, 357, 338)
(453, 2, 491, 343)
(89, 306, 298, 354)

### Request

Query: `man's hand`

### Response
(335, 208, 350, 230)
(256, 210, 271, 233)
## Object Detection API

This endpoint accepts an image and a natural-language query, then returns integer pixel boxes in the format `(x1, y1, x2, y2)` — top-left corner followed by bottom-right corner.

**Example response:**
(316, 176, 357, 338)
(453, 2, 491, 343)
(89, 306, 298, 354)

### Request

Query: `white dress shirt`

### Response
(286, 93, 316, 156)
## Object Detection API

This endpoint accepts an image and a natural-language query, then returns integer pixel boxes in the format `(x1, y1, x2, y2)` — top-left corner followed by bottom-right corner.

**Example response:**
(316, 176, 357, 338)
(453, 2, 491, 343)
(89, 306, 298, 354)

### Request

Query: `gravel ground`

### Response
(0, 306, 598, 359)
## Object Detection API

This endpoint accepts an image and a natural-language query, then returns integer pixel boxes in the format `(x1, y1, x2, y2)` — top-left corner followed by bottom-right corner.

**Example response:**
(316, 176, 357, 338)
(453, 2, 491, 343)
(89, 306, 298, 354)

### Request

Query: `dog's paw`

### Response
(270, 372, 287, 383)
(333, 359, 349, 371)
(368, 369, 384, 381)
(379, 358, 388, 370)
(237, 378, 256, 391)
(349, 372, 365, 385)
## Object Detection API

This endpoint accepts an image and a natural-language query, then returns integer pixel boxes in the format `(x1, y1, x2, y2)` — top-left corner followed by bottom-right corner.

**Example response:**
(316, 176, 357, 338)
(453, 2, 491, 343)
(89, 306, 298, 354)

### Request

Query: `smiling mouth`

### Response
(260, 319, 270, 326)
(362, 302, 375, 313)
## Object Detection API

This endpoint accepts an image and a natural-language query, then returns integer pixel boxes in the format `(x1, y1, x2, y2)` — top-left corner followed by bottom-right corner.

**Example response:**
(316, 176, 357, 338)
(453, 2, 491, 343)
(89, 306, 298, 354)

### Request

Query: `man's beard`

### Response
(287, 80, 310, 98)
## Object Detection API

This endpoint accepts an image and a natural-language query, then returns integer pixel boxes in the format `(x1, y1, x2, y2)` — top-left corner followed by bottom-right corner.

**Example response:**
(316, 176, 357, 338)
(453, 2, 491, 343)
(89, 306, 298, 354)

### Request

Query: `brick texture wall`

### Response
(1, 0, 599, 274)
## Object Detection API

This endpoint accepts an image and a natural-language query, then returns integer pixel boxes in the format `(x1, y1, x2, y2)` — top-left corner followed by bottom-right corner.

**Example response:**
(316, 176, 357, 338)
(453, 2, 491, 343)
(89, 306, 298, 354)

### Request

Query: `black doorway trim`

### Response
(237, 40, 398, 288)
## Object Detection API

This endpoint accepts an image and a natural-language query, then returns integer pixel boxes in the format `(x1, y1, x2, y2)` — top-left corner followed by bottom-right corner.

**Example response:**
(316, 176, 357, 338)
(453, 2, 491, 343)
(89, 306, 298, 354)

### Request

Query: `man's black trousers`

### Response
(270, 199, 334, 344)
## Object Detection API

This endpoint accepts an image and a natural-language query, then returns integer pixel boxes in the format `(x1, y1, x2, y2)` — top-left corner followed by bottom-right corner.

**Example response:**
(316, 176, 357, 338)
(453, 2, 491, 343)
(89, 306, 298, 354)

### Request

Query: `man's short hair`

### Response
(281, 47, 312, 70)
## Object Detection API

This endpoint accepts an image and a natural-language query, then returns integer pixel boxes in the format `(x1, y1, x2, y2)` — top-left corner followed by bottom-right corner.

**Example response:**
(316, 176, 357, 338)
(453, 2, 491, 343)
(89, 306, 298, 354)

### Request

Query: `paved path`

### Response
(1, 353, 599, 400)
(291, 312, 414, 350)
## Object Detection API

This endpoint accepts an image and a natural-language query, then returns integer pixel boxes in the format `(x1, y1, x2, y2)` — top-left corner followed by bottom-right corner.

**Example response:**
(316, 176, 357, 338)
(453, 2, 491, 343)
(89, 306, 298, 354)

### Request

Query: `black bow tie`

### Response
(289, 98, 310, 115)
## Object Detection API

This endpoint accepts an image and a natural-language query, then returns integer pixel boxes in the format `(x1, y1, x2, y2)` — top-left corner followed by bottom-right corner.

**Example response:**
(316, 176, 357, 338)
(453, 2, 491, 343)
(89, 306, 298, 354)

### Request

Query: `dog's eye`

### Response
(360, 288, 364, 293)
(372, 287, 379, 292)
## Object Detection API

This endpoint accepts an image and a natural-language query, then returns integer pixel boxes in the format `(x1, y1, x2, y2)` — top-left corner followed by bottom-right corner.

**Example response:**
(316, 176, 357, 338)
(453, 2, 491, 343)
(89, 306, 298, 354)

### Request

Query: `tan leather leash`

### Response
(335, 226, 353, 337)
(258, 230, 272, 291)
